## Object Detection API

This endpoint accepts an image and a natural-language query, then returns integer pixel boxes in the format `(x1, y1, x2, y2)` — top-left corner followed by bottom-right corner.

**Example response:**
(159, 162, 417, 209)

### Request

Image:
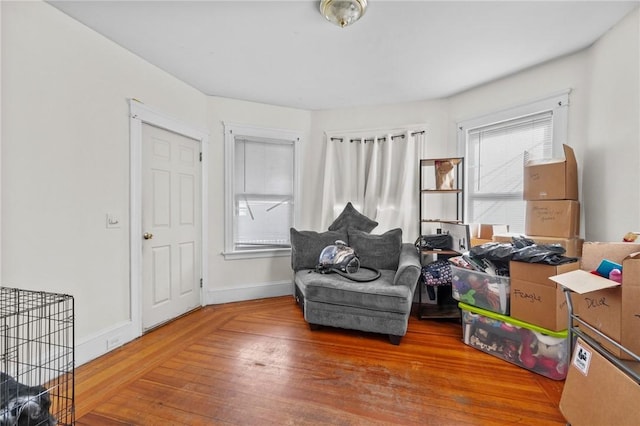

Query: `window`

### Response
(457, 91, 570, 233)
(224, 123, 299, 259)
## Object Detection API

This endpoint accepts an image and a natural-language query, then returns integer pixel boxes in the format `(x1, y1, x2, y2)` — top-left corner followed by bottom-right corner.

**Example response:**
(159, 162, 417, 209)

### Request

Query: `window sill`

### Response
(222, 248, 291, 260)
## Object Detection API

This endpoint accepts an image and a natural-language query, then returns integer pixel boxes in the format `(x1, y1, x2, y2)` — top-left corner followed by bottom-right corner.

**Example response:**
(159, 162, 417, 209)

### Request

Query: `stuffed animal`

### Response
(531, 331, 568, 380)
(518, 329, 567, 380)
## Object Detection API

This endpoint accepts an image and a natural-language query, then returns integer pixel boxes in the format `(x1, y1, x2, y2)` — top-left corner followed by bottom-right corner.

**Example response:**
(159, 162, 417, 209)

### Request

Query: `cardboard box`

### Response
(550, 242, 640, 360)
(621, 253, 640, 359)
(471, 238, 492, 247)
(470, 223, 509, 240)
(509, 261, 579, 331)
(578, 241, 640, 271)
(460, 302, 569, 380)
(560, 338, 640, 426)
(523, 144, 578, 201)
(525, 200, 580, 238)
(492, 233, 583, 257)
(470, 224, 509, 247)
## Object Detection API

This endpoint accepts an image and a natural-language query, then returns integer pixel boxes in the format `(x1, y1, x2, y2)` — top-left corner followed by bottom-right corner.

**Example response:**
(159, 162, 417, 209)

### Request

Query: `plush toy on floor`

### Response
(518, 329, 567, 380)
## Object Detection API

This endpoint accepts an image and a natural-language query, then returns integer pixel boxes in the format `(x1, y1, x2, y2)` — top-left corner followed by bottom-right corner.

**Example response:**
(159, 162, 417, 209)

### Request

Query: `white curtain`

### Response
(320, 129, 424, 242)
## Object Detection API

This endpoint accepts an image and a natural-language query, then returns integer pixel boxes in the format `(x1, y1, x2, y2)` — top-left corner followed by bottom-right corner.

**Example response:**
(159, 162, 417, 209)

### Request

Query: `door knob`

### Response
(143, 232, 153, 240)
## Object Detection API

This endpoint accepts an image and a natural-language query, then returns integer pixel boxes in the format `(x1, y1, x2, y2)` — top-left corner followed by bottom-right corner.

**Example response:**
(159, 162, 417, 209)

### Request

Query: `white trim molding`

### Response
(129, 99, 210, 338)
(457, 89, 571, 158)
(75, 320, 137, 366)
(222, 121, 301, 260)
(205, 280, 294, 305)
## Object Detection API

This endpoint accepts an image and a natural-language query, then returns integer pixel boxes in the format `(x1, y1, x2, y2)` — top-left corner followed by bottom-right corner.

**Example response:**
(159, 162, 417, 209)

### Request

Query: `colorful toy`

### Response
(452, 270, 506, 313)
(519, 329, 567, 380)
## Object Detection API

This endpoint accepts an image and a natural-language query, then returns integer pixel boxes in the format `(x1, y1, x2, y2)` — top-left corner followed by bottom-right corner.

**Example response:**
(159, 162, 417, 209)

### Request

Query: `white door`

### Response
(141, 123, 202, 331)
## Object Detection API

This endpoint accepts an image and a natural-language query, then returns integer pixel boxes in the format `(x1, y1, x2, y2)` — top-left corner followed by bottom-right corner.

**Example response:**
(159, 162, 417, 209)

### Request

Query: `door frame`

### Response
(129, 99, 209, 336)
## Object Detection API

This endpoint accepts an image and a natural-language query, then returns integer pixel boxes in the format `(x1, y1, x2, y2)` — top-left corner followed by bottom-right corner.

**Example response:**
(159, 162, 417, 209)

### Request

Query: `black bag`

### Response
(415, 234, 453, 250)
(315, 240, 381, 282)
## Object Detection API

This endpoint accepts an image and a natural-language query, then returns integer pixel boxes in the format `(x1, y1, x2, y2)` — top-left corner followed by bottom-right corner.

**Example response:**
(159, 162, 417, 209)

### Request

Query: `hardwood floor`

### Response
(74, 296, 565, 425)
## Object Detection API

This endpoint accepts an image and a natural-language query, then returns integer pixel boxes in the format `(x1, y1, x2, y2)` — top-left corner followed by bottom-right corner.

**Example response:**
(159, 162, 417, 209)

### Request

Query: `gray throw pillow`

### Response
(348, 228, 402, 270)
(290, 228, 348, 271)
(328, 202, 378, 233)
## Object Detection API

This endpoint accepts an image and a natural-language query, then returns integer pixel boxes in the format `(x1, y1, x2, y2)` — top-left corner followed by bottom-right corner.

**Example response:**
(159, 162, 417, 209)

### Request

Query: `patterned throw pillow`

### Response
(421, 260, 453, 286)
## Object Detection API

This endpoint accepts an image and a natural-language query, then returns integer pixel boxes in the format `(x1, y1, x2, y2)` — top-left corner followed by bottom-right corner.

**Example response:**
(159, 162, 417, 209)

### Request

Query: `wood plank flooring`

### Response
(74, 296, 566, 425)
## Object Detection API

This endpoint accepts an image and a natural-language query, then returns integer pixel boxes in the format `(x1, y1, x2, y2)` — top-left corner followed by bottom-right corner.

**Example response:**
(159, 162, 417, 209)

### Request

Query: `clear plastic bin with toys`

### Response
(450, 264, 510, 315)
(459, 302, 569, 380)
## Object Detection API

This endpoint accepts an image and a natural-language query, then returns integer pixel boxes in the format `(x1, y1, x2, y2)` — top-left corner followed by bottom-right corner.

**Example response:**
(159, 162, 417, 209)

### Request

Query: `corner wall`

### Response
(1, 1, 207, 364)
(204, 96, 311, 304)
(445, 7, 639, 241)
(583, 7, 640, 241)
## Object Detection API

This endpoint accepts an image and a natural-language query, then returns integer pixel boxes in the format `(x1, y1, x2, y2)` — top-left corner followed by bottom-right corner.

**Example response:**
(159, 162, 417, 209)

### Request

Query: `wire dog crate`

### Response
(1, 287, 74, 425)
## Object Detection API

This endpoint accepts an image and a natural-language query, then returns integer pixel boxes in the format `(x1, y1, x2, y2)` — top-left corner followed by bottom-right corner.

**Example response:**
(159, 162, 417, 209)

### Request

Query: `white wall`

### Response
(446, 49, 591, 237)
(446, 7, 639, 242)
(584, 8, 639, 241)
(204, 96, 311, 304)
(2, 1, 207, 364)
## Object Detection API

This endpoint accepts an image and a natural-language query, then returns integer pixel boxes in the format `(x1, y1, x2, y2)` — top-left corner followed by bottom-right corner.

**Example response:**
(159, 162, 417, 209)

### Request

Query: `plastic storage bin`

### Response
(451, 265, 510, 314)
(459, 302, 569, 380)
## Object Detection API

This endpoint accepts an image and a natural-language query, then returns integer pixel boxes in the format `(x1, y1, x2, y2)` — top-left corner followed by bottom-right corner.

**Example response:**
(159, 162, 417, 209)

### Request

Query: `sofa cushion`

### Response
(328, 202, 378, 233)
(290, 228, 348, 271)
(349, 228, 402, 270)
(295, 269, 412, 314)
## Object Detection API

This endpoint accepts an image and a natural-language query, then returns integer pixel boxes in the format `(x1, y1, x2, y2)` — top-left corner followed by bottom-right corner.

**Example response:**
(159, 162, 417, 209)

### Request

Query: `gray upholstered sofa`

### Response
(290, 203, 422, 345)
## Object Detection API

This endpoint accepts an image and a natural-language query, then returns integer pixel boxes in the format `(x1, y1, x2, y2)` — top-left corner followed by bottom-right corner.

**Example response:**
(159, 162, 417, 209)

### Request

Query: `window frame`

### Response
(456, 90, 570, 229)
(223, 122, 300, 260)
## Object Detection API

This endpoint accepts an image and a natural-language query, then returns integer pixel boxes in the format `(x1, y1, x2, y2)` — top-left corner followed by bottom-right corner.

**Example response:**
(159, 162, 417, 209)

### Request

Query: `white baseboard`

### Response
(205, 279, 294, 305)
(74, 280, 294, 367)
(75, 320, 138, 367)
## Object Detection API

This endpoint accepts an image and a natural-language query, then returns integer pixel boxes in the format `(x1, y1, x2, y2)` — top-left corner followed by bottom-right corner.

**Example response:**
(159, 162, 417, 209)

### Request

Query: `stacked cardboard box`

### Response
(509, 261, 579, 331)
(523, 144, 579, 239)
(505, 144, 581, 331)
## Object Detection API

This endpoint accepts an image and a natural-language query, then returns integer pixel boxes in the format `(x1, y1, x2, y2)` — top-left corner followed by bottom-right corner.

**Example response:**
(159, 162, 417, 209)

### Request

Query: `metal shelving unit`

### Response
(417, 157, 464, 320)
(419, 157, 464, 234)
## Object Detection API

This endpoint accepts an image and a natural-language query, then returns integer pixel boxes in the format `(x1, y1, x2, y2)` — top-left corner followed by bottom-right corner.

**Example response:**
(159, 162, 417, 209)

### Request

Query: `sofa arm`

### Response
(393, 243, 421, 289)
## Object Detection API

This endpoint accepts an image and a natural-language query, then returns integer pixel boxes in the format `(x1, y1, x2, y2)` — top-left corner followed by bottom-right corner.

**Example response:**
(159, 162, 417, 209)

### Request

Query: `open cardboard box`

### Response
(523, 143, 578, 201)
(549, 242, 640, 360)
(560, 338, 640, 426)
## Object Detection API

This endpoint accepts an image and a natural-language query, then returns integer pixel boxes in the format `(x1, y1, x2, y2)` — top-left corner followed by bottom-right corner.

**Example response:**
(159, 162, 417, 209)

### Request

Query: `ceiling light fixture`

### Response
(319, 0, 368, 28)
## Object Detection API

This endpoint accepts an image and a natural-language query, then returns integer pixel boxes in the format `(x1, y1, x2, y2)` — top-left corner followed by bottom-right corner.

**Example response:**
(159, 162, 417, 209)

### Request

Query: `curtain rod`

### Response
(330, 130, 425, 143)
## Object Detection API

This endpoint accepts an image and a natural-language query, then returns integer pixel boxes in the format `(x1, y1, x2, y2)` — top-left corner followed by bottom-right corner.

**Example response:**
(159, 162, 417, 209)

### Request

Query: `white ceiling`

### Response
(48, 1, 638, 110)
